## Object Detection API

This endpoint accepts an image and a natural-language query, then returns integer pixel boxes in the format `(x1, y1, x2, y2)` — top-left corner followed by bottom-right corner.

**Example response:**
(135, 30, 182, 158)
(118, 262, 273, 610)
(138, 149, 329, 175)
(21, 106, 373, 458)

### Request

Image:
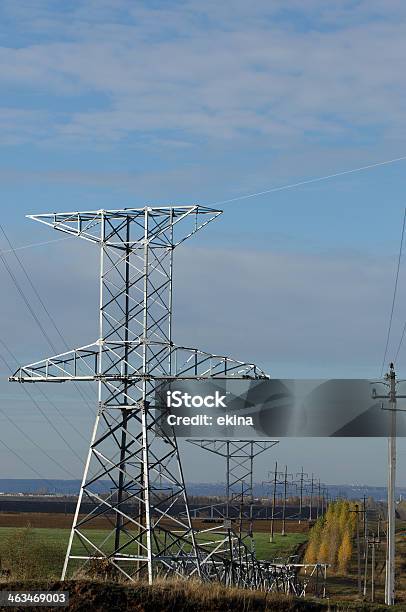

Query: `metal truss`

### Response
(257, 562, 327, 598)
(186, 439, 278, 518)
(10, 206, 267, 585)
(11, 343, 262, 383)
(183, 439, 278, 570)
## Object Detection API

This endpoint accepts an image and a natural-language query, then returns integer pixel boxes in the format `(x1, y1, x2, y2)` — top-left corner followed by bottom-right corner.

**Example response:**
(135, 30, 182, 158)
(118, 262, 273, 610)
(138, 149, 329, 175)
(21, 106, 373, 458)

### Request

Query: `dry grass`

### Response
(0, 577, 402, 611)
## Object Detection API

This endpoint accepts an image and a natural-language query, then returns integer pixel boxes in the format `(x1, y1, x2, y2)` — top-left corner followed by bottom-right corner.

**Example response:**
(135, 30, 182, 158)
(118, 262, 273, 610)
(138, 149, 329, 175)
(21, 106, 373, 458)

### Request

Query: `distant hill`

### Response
(0, 479, 108, 495)
(188, 482, 406, 501)
(0, 479, 405, 501)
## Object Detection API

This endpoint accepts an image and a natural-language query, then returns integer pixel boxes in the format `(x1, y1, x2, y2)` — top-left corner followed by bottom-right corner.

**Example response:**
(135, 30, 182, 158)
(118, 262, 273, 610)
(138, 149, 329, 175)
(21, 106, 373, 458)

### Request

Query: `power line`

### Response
(0, 224, 70, 350)
(0, 229, 92, 480)
(380, 207, 406, 376)
(0, 349, 84, 470)
(0, 352, 79, 479)
(0, 243, 58, 352)
(207, 155, 406, 207)
(0, 437, 59, 490)
(0, 338, 88, 444)
(0, 224, 95, 410)
(395, 321, 406, 363)
(0, 224, 93, 414)
(0, 236, 69, 255)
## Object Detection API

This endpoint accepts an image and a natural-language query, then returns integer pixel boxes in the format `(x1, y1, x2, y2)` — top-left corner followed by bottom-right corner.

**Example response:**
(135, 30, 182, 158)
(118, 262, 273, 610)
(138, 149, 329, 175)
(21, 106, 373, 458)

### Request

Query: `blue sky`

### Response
(1, 0, 406, 485)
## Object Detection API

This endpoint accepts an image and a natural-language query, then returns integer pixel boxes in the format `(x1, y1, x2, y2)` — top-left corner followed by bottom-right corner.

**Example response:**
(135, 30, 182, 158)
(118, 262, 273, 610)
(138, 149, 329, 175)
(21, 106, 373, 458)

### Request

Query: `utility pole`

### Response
(317, 479, 321, 519)
(373, 516, 381, 603)
(296, 467, 308, 524)
(372, 363, 406, 605)
(356, 505, 361, 597)
(363, 495, 368, 556)
(387, 366, 396, 607)
(371, 535, 375, 603)
(363, 537, 369, 598)
(271, 461, 277, 542)
(323, 487, 328, 515)
(264, 463, 293, 538)
(321, 486, 327, 516)
(369, 524, 380, 604)
(362, 495, 369, 598)
(309, 474, 314, 522)
(282, 465, 288, 536)
(350, 504, 364, 597)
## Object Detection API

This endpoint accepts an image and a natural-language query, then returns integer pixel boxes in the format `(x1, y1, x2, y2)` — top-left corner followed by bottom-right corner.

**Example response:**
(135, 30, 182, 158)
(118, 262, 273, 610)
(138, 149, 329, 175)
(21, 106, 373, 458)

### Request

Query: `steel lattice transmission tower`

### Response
(185, 439, 278, 565)
(10, 206, 267, 583)
(187, 439, 278, 519)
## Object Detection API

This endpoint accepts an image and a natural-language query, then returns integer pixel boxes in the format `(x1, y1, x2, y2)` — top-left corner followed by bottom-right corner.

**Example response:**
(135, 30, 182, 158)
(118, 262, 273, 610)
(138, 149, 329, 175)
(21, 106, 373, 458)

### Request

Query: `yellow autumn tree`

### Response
(318, 502, 336, 565)
(304, 537, 319, 564)
(338, 501, 350, 535)
(328, 523, 341, 567)
(304, 516, 324, 564)
(337, 528, 353, 574)
(318, 538, 330, 563)
(348, 502, 357, 533)
(304, 500, 355, 572)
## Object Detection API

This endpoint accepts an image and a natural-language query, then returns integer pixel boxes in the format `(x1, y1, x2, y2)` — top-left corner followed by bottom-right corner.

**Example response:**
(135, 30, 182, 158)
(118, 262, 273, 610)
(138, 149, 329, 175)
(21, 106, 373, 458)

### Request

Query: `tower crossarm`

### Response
(9, 342, 101, 382)
(9, 341, 268, 383)
(27, 205, 222, 247)
(171, 345, 268, 379)
(186, 439, 278, 457)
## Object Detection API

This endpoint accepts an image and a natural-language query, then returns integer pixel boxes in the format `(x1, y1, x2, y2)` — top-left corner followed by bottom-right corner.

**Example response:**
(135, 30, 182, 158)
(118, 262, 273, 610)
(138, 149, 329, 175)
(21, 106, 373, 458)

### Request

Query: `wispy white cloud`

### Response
(0, 1, 405, 149)
(0, 108, 53, 145)
(2, 1, 405, 482)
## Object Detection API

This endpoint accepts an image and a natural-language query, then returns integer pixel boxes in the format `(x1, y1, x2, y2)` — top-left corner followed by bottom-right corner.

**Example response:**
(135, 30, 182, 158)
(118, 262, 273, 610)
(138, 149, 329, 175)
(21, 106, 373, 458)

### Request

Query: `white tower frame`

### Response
(10, 206, 267, 583)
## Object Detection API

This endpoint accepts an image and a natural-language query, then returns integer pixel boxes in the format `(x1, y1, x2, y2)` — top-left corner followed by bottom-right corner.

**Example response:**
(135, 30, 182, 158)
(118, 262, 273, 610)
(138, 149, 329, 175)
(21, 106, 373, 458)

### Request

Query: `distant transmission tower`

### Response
(186, 439, 278, 560)
(187, 439, 278, 520)
(10, 206, 267, 583)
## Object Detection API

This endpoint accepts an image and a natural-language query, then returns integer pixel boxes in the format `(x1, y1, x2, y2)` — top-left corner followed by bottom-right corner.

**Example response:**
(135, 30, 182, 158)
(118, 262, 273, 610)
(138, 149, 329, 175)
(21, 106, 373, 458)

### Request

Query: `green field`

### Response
(0, 526, 307, 559)
(0, 526, 308, 580)
(253, 533, 307, 560)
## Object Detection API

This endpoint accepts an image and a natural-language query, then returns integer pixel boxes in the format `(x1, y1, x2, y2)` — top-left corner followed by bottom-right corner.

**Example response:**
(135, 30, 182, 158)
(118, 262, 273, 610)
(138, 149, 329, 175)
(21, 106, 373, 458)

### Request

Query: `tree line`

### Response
(304, 500, 356, 573)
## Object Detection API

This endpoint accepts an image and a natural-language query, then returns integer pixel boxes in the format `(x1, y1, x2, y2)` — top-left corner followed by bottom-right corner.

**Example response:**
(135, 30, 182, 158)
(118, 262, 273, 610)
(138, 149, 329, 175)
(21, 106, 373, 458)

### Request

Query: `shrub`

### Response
(0, 527, 65, 580)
